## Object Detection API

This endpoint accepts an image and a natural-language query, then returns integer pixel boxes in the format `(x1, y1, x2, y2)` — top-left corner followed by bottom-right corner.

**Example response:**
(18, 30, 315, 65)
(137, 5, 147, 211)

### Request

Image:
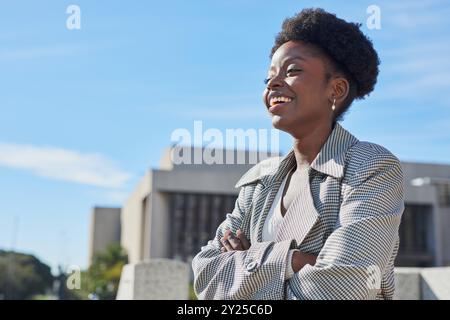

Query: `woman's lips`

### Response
(268, 100, 293, 114)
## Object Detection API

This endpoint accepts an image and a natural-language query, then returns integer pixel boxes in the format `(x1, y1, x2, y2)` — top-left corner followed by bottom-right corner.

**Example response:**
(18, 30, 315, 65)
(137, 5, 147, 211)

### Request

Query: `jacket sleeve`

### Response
(285, 152, 405, 300)
(191, 183, 297, 300)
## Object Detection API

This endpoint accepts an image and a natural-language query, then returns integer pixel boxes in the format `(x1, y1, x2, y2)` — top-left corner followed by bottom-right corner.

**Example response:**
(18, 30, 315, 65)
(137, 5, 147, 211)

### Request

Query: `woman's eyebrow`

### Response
(269, 56, 307, 70)
(283, 56, 307, 66)
(286, 55, 307, 62)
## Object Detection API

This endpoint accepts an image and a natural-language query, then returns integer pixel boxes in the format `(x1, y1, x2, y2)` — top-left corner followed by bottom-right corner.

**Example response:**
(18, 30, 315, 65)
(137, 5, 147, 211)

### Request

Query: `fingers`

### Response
(220, 229, 246, 252)
(227, 232, 243, 250)
(220, 236, 234, 252)
(236, 229, 251, 250)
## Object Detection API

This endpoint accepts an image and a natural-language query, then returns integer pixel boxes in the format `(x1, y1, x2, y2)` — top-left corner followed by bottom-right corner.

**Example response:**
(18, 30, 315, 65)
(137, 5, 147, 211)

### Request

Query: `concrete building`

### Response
(89, 147, 450, 272)
(120, 147, 277, 268)
(400, 162, 450, 266)
(88, 207, 121, 265)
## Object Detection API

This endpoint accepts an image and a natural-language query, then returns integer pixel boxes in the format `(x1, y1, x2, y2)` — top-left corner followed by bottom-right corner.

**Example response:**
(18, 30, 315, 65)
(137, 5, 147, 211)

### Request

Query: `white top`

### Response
(262, 166, 309, 280)
(262, 173, 289, 242)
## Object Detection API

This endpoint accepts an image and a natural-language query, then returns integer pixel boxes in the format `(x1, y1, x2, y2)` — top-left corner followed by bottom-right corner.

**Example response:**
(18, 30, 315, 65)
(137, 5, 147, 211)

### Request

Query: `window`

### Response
(437, 184, 450, 207)
(396, 204, 435, 267)
(168, 192, 237, 261)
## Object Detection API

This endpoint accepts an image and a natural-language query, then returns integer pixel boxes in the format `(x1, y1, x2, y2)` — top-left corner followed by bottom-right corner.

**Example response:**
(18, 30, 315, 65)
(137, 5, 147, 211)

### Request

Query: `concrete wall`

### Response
(116, 259, 189, 300)
(88, 207, 121, 265)
(401, 161, 450, 266)
(394, 268, 422, 300)
(442, 208, 450, 265)
(159, 146, 279, 171)
(152, 168, 244, 195)
(115, 265, 449, 300)
(401, 161, 448, 204)
(395, 267, 450, 300)
(148, 191, 169, 259)
(421, 267, 450, 299)
(121, 171, 152, 264)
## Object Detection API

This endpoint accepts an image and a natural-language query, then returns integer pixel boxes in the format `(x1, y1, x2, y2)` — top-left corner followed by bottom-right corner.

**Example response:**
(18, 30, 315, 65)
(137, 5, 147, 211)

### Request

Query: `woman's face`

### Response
(263, 40, 333, 136)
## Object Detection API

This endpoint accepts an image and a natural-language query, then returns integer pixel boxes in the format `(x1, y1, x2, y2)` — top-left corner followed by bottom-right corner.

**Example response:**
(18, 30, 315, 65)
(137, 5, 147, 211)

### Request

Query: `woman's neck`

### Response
(292, 121, 334, 170)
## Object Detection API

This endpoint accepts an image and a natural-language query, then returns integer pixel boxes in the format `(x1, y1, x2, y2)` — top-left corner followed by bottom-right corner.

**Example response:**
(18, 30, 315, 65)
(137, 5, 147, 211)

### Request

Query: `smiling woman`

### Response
(192, 8, 405, 300)
(263, 8, 379, 136)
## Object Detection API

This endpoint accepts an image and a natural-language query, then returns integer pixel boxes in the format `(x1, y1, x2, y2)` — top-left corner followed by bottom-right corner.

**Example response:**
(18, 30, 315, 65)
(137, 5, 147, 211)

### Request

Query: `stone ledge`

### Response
(395, 267, 450, 300)
(116, 259, 189, 300)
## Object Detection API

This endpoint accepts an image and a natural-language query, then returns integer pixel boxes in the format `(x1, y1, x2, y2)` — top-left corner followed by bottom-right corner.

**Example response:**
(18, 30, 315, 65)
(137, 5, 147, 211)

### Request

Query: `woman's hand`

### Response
(219, 229, 317, 272)
(291, 251, 317, 273)
(220, 229, 250, 252)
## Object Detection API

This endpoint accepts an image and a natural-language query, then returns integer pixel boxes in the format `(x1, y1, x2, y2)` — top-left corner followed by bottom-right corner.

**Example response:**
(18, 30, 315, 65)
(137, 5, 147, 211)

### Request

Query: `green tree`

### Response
(0, 250, 53, 300)
(84, 244, 128, 300)
(189, 282, 198, 300)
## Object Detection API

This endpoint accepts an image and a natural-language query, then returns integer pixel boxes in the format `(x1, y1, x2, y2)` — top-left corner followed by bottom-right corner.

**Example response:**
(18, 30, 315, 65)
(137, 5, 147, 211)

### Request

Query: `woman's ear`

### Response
(329, 76, 350, 107)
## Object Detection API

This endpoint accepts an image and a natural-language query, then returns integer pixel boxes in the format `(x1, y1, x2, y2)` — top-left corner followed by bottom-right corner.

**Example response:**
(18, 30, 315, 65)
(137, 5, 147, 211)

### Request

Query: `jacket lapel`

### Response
(253, 122, 359, 246)
(274, 165, 320, 245)
(255, 149, 296, 243)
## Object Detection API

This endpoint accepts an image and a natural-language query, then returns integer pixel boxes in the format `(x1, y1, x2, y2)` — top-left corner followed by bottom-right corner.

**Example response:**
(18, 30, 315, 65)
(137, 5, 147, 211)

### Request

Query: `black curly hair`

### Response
(271, 8, 380, 121)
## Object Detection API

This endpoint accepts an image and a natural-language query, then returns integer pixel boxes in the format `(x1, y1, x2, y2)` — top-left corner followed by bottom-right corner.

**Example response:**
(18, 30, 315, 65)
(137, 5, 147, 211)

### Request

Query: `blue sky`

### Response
(0, 0, 449, 273)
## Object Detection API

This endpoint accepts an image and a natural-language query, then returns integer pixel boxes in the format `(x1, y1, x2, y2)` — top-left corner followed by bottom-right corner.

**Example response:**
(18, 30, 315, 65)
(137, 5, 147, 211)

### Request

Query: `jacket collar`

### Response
(235, 122, 359, 187)
(310, 121, 359, 178)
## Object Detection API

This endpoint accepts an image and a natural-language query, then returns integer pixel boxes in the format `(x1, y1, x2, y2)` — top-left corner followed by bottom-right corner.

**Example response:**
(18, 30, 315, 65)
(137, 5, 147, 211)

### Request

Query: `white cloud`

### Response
(102, 190, 131, 204)
(0, 143, 131, 188)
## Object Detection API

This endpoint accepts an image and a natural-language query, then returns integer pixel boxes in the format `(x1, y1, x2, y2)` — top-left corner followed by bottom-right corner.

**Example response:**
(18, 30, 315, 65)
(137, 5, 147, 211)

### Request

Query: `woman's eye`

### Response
(286, 68, 302, 75)
(264, 69, 300, 84)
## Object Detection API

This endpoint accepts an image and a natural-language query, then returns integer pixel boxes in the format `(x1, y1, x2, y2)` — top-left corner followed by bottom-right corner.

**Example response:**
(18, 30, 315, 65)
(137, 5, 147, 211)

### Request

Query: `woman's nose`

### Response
(266, 73, 285, 89)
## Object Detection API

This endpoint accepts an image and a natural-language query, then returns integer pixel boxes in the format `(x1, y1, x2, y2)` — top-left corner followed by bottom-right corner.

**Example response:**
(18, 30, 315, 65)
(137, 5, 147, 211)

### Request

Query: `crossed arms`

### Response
(191, 153, 404, 300)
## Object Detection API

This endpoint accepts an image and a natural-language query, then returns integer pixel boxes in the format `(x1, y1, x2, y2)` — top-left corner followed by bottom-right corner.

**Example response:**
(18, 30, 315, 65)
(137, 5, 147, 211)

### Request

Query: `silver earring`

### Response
(332, 99, 336, 111)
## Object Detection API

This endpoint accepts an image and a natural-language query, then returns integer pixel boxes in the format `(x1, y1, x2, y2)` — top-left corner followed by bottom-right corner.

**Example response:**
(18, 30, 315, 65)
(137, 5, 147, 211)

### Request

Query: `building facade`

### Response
(88, 207, 121, 265)
(89, 147, 450, 273)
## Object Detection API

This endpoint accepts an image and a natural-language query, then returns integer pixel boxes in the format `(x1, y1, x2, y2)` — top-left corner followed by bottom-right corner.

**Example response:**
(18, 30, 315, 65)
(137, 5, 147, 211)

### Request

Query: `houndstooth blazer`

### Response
(192, 122, 405, 300)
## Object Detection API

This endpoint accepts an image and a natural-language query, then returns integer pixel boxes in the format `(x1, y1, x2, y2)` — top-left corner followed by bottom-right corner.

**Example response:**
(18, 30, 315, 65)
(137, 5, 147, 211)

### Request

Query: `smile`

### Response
(269, 96, 293, 107)
(267, 95, 294, 114)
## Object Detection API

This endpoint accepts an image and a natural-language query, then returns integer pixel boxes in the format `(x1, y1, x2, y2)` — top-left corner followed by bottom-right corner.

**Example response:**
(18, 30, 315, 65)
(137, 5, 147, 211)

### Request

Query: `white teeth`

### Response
(269, 96, 292, 105)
